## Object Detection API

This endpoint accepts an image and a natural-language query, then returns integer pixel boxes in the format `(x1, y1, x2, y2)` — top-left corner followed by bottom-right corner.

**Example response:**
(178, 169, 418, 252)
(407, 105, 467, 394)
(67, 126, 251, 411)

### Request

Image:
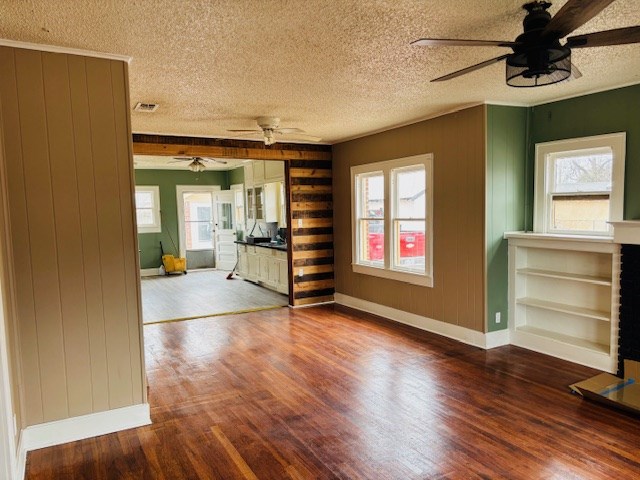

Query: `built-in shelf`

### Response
(517, 297, 610, 322)
(516, 268, 612, 286)
(507, 233, 619, 373)
(516, 325, 610, 354)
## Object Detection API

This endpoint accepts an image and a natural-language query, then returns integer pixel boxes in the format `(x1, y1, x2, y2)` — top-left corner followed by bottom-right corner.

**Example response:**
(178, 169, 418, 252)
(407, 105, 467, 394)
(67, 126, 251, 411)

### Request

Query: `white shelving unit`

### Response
(505, 233, 620, 372)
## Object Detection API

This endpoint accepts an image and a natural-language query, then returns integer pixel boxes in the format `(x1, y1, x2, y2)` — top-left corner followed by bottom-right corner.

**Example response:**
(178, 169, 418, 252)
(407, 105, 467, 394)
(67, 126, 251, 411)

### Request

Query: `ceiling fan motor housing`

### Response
(507, 1, 571, 87)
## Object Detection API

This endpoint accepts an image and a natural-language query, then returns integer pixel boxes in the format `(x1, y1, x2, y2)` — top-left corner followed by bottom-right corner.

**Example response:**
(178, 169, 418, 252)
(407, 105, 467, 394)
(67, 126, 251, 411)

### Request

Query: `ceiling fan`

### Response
(412, 0, 640, 87)
(170, 156, 227, 172)
(228, 116, 321, 145)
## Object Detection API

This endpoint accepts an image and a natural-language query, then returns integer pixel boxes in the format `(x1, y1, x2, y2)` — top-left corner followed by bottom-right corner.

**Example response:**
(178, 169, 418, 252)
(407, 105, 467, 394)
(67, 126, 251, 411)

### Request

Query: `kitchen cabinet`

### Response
(264, 161, 284, 182)
(264, 182, 280, 223)
(236, 243, 288, 295)
(253, 160, 265, 184)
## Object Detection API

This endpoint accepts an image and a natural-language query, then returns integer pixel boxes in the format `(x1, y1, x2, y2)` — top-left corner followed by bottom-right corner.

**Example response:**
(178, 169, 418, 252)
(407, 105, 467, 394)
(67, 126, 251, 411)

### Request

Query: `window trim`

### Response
(533, 132, 626, 236)
(135, 185, 161, 234)
(351, 153, 433, 287)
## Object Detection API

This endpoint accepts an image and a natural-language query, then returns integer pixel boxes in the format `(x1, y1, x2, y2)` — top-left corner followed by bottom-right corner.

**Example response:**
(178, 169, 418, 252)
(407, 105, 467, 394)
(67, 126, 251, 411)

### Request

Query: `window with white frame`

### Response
(534, 132, 625, 236)
(134, 186, 161, 233)
(351, 154, 433, 287)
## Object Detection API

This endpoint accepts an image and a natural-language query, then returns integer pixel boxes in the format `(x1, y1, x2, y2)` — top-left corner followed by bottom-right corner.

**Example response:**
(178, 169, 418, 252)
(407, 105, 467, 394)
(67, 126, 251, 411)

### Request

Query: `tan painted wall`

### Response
(0, 46, 146, 426)
(0, 87, 23, 454)
(333, 105, 486, 332)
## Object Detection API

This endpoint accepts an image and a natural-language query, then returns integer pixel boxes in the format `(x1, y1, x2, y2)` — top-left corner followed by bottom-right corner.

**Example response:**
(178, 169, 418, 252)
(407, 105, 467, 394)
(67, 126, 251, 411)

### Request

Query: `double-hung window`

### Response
(351, 154, 433, 287)
(135, 186, 161, 233)
(534, 132, 625, 236)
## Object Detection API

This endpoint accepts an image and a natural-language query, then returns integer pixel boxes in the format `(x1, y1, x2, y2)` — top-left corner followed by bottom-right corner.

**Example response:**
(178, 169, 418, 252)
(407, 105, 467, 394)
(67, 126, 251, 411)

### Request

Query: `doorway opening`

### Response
(134, 156, 290, 325)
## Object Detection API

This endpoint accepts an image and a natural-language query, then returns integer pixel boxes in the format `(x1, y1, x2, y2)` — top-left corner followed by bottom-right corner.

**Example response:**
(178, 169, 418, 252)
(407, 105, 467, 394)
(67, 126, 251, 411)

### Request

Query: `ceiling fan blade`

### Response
(227, 129, 262, 133)
(173, 156, 193, 160)
(567, 25, 640, 48)
(276, 132, 322, 142)
(543, 0, 616, 39)
(276, 128, 305, 134)
(412, 38, 519, 48)
(201, 157, 228, 165)
(431, 54, 509, 82)
(570, 62, 583, 80)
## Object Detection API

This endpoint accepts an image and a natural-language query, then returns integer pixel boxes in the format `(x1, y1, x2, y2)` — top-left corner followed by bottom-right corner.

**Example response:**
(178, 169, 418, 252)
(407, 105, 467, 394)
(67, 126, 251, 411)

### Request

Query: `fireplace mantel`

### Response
(610, 221, 640, 245)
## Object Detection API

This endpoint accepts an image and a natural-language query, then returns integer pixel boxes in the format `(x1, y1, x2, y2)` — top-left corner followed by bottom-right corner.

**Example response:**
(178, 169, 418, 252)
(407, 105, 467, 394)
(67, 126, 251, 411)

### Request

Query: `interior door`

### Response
(213, 191, 237, 270)
(181, 191, 215, 269)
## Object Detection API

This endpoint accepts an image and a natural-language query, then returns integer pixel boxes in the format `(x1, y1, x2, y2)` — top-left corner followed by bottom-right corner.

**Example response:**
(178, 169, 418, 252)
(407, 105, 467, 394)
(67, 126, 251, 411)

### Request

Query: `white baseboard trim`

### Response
(15, 433, 25, 480)
(140, 268, 161, 277)
(21, 403, 151, 454)
(334, 293, 510, 350)
(485, 328, 511, 349)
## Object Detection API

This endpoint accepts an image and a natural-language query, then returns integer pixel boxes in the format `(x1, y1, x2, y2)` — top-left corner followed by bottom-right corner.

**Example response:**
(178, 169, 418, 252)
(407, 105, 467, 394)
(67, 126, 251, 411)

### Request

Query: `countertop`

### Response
(235, 240, 288, 251)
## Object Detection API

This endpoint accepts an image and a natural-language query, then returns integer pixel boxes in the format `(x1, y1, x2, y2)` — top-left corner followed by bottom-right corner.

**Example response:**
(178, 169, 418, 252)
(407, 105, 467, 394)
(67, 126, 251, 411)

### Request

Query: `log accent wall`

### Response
(132, 135, 334, 306)
(288, 159, 335, 306)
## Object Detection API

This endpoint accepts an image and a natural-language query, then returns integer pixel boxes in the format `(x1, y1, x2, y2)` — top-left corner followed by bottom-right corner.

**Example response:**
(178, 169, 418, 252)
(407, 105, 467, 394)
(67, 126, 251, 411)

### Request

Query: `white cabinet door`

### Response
(264, 182, 279, 223)
(247, 249, 259, 281)
(264, 161, 284, 181)
(253, 160, 265, 184)
(244, 163, 254, 188)
(237, 245, 248, 277)
(258, 254, 270, 282)
(277, 258, 288, 294)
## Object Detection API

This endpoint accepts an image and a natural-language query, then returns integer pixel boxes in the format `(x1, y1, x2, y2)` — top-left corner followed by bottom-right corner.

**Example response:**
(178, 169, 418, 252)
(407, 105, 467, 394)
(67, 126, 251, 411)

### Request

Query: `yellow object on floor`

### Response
(162, 254, 187, 274)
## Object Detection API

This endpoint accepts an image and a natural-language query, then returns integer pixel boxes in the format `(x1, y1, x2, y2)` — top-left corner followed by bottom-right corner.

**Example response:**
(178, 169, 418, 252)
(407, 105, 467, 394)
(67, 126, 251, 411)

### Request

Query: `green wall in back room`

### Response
(228, 166, 244, 186)
(527, 83, 640, 229)
(486, 105, 528, 332)
(135, 169, 230, 269)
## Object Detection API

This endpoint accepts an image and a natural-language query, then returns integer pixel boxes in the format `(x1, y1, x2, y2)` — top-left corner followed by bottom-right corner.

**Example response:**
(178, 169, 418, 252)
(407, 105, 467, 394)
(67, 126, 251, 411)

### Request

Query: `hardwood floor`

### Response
(140, 270, 288, 324)
(26, 305, 640, 479)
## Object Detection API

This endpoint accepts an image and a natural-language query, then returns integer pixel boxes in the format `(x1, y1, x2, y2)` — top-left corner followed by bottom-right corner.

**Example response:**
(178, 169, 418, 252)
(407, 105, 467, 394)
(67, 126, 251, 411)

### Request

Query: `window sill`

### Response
(352, 263, 433, 287)
(137, 226, 161, 234)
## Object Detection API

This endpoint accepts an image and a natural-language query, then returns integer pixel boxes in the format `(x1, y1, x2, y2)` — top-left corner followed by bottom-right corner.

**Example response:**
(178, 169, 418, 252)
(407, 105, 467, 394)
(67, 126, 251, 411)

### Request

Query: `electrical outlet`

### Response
(297, 219, 303, 228)
(495, 312, 501, 324)
(298, 268, 304, 277)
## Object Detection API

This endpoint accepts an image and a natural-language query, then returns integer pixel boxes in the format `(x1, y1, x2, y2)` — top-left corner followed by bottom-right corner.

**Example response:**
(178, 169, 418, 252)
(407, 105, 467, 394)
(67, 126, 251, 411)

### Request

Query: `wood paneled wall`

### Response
(132, 136, 334, 307)
(0, 47, 145, 426)
(332, 106, 486, 332)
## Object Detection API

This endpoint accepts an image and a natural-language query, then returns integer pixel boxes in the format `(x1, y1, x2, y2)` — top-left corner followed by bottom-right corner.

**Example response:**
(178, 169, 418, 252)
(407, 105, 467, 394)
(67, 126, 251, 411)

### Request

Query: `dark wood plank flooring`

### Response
(26, 305, 640, 479)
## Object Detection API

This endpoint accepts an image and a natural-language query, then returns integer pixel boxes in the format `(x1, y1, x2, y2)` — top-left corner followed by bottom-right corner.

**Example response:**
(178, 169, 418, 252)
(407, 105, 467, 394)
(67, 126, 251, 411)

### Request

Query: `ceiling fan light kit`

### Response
(228, 116, 321, 146)
(413, 0, 640, 88)
(169, 156, 227, 172)
(188, 160, 206, 172)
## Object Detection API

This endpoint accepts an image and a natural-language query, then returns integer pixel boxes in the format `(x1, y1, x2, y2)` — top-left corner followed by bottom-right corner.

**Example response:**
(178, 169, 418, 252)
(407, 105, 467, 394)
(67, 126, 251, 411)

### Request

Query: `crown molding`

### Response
(0, 38, 132, 63)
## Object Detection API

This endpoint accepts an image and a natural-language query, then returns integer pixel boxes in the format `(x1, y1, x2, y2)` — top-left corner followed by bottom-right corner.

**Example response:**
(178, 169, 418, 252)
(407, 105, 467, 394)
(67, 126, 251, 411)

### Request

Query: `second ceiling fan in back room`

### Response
(412, 0, 640, 87)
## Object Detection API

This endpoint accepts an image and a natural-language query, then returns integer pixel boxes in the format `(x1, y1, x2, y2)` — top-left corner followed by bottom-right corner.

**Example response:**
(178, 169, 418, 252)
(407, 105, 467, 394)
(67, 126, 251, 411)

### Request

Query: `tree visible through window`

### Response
(535, 133, 626, 236)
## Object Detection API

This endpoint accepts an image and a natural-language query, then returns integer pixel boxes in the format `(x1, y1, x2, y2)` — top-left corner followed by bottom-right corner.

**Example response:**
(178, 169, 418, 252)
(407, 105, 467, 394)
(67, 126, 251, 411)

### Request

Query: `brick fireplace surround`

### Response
(612, 221, 640, 375)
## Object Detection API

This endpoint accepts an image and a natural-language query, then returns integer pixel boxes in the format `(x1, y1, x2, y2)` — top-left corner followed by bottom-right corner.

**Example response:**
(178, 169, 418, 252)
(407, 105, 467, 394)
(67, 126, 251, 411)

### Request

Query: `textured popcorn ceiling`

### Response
(1, 0, 639, 144)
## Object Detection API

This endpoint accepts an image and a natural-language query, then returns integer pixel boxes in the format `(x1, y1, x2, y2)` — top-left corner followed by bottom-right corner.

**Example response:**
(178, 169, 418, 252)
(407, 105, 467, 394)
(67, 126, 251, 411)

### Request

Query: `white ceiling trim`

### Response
(0, 38, 132, 63)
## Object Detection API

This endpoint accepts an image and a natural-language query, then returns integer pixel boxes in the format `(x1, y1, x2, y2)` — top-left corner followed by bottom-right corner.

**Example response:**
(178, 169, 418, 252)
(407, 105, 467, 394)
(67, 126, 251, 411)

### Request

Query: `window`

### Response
(351, 154, 433, 287)
(534, 133, 625, 236)
(134, 186, 161, 233)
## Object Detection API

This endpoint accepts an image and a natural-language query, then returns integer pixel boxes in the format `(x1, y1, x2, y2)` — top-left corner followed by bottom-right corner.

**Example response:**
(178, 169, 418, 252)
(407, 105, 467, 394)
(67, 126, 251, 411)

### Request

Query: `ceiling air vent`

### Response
(133, 102, 159, 113)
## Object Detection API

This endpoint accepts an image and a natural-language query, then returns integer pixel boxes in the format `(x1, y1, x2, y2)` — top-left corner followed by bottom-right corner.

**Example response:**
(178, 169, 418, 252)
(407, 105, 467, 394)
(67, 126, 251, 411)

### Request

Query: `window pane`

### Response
(553, 153, 612, 193)
(136, 208, 154, 226)
(359, 219, 384, 266)
(394, 166, 425, 218)
(135, 191, 154, 208)
(358, 173, 384, 218)
(393, 220, 425, 273)
(551, 195, 610, 232)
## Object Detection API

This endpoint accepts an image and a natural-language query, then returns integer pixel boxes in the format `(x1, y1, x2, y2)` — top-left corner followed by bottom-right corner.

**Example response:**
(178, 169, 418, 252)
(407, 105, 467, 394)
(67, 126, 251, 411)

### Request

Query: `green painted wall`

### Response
(486, 105, 528, 332)
(135, 169, 229, 269)
(228, 166, 244, 186)
(527, 83, 640, 228)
